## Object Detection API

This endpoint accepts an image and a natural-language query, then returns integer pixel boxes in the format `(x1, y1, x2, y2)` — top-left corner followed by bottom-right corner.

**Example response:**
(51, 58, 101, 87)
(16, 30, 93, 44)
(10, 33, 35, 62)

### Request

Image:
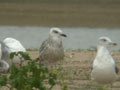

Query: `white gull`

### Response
(91, 36, 118, 84)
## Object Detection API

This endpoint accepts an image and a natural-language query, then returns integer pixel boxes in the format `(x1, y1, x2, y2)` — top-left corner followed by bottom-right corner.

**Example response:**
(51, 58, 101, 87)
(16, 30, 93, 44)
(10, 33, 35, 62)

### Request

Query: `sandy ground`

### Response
(25, 50, 120, 90)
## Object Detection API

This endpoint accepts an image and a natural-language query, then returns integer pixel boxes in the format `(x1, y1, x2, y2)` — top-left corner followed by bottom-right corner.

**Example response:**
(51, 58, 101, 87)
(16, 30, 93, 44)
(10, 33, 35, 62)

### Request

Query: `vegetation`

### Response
(0, 50, 118, 89)
(0, 52, 67, 90)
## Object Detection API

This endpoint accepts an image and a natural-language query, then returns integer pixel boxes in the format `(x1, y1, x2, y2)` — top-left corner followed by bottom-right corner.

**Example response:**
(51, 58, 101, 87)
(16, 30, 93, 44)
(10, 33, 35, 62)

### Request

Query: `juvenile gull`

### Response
(91, 36, 118, 84)
(39, 27, 67, 66)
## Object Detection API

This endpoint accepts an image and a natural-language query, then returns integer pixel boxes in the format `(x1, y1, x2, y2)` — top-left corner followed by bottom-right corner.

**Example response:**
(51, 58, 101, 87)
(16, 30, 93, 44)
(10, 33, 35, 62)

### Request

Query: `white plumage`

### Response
(3, 37, 26, 53)
(91, 36, 118, 84)
(0, 37, 26, 73)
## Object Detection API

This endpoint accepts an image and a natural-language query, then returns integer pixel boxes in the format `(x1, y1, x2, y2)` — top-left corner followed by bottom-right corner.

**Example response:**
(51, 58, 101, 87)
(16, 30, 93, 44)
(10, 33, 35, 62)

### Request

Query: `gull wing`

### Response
(3, 38, 26, 52)
(39, 39, 49, 56)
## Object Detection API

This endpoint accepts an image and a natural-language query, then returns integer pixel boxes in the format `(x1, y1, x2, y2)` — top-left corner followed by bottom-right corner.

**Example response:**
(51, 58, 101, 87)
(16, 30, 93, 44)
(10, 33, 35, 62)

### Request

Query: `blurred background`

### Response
(0, 0, 120, 49)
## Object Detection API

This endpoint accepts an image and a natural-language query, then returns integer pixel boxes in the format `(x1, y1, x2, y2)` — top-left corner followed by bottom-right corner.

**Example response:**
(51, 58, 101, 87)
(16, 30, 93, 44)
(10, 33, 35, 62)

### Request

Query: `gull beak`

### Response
(61, 33, 67, 37)
(112, 42, 117, 46)
(109, 42, 117, 46)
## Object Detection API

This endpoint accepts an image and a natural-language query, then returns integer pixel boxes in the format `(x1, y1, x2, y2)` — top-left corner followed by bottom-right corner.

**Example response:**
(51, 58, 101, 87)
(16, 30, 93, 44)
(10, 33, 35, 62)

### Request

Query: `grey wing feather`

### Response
(39, 39, 49, 56)
(35, 40, 48, 61)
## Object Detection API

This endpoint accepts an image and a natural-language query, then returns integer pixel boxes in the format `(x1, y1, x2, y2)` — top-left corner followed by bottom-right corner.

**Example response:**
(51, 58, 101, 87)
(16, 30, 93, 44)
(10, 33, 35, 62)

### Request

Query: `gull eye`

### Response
(53, 30, 58, 34)
(102, 39, 107, 42)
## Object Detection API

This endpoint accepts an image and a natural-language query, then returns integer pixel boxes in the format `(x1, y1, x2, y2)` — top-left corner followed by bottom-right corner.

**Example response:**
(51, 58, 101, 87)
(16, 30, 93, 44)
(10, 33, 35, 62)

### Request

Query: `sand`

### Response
(26, 50, 120, 90)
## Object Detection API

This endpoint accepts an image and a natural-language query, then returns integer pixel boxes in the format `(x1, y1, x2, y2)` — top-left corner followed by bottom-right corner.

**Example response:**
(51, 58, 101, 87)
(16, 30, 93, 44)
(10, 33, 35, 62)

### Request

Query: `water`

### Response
(0, 26, 120, 50)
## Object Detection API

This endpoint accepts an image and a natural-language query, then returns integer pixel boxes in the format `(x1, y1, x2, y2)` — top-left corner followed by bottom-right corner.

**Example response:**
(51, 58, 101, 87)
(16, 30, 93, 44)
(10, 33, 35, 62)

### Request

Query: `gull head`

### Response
(49, 28, 67, 38)
(98, 36, 117, 48)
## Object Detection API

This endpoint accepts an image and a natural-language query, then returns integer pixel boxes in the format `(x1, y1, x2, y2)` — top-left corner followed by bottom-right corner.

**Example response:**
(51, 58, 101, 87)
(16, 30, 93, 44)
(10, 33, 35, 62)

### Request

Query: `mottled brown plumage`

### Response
(39, 28, 66, 66)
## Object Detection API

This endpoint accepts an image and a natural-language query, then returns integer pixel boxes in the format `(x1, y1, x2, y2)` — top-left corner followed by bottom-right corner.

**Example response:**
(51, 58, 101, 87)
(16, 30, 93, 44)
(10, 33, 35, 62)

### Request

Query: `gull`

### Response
(2, 37, 26, 60)
(91, 36, 118, 84)
(3, 37, 26, 53)
(39, 27, 67, 66)
(0, 37, 26, 72)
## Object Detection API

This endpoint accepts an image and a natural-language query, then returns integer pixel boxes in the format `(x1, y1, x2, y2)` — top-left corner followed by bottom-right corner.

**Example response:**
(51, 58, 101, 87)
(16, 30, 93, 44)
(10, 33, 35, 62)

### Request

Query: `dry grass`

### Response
(0, 1, 120, 27)
(27, 50, 120, 90)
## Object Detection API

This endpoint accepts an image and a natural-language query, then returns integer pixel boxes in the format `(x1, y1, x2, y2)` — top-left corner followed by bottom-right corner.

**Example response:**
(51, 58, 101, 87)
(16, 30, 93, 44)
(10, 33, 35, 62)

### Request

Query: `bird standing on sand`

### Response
(91, 36, 118, 84)
(39, 27, 67, 66)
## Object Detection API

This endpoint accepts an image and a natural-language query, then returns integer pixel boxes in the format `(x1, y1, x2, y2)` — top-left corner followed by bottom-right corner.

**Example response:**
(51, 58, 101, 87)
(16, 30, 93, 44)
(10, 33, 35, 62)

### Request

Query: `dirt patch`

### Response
(26, 50, 120, 90)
